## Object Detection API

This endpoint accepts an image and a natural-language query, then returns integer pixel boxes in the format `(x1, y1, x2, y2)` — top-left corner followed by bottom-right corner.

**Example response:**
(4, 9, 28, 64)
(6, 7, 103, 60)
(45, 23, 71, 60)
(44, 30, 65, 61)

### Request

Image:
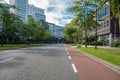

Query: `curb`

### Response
(75, 48, 120, 74)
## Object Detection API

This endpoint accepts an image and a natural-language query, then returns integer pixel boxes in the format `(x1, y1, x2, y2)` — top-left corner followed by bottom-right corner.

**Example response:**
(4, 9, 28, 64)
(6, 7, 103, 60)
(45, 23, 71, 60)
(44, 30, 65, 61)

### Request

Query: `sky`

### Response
(5, 0, 74, 26)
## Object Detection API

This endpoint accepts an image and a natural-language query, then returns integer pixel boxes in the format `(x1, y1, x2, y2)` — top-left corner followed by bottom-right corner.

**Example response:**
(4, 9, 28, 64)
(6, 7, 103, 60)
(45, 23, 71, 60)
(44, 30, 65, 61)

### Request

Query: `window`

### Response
(104, 22, 106, 27)
(107, 20, 109, 27)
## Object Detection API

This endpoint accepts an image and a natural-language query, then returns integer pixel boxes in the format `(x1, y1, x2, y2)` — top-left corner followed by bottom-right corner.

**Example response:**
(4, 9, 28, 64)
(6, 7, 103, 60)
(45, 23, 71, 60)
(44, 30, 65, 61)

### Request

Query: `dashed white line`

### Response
(67, 52, 69, 55)
(68, 56, 71, 60)
(0, 58, 14, 63)
(65, 48, 69, 55)
(71, 63, 78, 73)
(65, 47, 78, 73)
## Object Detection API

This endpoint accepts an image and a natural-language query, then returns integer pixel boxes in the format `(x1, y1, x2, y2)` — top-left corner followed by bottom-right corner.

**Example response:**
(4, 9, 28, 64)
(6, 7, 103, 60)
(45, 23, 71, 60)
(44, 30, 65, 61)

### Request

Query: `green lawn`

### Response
(77, 47, 120, 66)
(0, 44, 45, 51)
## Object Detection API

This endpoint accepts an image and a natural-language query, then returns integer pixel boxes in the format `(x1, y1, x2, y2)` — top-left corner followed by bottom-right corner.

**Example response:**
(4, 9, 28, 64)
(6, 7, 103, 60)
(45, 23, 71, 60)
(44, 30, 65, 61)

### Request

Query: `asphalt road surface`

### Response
(0, 44, 80, 80)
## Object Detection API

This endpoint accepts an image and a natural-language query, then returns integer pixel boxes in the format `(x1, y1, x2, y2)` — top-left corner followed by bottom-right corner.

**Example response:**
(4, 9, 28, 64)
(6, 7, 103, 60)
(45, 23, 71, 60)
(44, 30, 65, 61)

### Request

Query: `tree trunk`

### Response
(118, 15, 120, 40)
(85, 30, 87, 48)
(0, 33, 3, 47)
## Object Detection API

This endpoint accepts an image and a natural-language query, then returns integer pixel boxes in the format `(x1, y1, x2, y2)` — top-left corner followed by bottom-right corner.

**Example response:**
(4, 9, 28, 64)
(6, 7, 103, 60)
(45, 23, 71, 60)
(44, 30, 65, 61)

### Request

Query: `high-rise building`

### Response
(28, 5, 46, 21)
(10, 0, 28, 22)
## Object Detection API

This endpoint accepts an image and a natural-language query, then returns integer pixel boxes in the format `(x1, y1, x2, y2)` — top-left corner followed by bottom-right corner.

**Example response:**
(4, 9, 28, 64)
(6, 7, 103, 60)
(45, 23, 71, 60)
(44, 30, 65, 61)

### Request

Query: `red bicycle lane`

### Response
(65, 45, 120, 80)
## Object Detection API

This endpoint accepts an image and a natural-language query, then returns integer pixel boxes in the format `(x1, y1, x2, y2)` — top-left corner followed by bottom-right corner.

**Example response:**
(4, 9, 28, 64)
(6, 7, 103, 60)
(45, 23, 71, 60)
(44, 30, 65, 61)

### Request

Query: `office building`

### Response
(89, 3, 120, 45)
(48, 22, 64, 39)
(10, 0, 28, 22)
(28, 5, 48, 30)
(48, 22, 56, 36)
(28, 4, 46, 21)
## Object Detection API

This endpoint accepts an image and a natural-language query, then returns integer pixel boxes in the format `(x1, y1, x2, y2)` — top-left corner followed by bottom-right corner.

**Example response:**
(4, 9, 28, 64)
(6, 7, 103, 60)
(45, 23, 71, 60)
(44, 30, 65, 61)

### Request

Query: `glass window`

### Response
(107, 20, 109, 27)
(104, 22, 106, 27)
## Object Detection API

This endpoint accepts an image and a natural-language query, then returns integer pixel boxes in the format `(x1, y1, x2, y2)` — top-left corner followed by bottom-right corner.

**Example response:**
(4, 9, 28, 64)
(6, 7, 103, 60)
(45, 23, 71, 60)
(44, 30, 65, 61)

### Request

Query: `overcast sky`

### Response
(5, 0, 73, 26)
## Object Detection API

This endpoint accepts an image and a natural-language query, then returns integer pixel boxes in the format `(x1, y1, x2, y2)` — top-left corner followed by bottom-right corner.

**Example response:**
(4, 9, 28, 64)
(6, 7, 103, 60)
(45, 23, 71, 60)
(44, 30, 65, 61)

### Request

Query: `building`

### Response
(10, 0, 28, 23)
(28, 5, 48, 30)
(0, 0, 10, 32)
(28, 4, 46, 21)
(54, 25, 64, 39)
(89, 3, 120, 45)
(48, 22, 64, 39)
(40, 20, 49, 30)
(48, 22, 56, 36)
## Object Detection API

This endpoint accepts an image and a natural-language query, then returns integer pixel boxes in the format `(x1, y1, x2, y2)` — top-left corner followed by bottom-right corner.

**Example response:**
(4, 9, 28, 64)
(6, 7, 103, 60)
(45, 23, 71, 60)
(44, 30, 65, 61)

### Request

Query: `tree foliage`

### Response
(64, 25, 78, 43)
(65, 0, 97, 45)
(0, 3, 52, 44)
(88, 0, 120, 18)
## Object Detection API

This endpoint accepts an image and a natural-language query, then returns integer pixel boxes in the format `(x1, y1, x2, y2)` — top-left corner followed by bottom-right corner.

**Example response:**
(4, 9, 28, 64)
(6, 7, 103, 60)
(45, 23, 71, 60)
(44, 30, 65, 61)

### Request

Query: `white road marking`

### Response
(65, 47, 78, 73)
(68, 56, 71, 60)
(71, 63, 78, 73)
(65, 49, 69, 55)
(67, 52, 69, 55)
(0, 58, 14, 63)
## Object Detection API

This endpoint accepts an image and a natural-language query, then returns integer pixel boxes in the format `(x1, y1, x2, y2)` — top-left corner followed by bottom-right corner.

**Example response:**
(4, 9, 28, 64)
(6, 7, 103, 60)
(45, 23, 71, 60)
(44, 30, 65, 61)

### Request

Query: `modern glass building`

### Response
(10, 0, 28, 23)
(28, 5, 46, 21)
(48, 22, 64, 39)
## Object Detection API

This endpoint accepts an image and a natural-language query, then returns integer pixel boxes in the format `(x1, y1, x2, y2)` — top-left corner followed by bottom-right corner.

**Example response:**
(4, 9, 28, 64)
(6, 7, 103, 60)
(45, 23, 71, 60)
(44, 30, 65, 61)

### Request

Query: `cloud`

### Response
(5, 0, 73, 26)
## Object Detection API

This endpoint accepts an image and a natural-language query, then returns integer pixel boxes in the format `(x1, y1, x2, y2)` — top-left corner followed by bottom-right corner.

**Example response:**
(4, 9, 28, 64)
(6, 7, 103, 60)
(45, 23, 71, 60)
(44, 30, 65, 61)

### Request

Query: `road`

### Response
(0, 44, 79, 80)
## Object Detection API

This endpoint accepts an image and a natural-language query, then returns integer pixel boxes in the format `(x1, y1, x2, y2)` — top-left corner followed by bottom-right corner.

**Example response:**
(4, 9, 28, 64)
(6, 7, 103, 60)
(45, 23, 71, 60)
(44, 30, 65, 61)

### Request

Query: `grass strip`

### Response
(78, 47, 120, 66)
(0, 44, 46, 51)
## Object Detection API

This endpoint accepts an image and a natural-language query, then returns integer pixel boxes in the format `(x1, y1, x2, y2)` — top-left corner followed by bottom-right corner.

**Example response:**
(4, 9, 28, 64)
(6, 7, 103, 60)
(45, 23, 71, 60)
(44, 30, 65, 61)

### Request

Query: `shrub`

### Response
(97, 41, 103, 46)
(82, 41, 86, 45)
(77, 42, 82, 44)
(114, 40, 120, 47)
(110, 42, 115, 47)
(72, 44, 77, 46)
(110, 40, 120, 47)
(77, 45, 81, 47)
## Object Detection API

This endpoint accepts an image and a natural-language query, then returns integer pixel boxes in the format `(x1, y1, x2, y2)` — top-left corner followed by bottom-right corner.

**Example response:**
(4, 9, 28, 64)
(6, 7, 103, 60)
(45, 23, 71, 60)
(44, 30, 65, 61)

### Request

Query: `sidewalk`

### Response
(81, 45, 120, 50)
(65, 45, 120, 80)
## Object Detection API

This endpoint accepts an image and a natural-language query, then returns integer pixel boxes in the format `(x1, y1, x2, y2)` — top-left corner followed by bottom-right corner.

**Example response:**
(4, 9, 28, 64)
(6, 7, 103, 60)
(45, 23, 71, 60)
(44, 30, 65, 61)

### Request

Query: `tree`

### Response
(88, 0, 120, 18)
(64, 25, 78, 43)
(33, 20, 45, 42)
(67, 0, 97, 47)
(0, 3, 19, 46)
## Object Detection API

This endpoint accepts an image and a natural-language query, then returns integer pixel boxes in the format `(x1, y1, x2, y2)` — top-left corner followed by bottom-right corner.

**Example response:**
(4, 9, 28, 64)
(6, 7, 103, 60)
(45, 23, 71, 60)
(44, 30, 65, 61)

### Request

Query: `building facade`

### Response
(48, 22, 64, 39)
(89, 3, 120, 45)
(0, 0, 10, 32)
(28, 5, 46, 21)
(54, 25, 64, 39)
(10, 0, 28, 23)
(48, 22, 56, 36)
